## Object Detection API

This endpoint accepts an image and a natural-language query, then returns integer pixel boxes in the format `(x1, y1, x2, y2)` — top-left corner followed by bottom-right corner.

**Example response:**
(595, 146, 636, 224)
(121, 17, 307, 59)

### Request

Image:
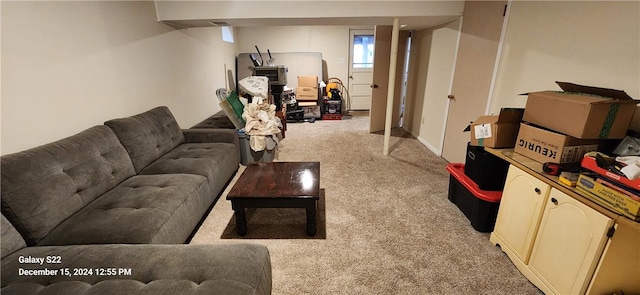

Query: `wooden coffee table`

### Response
(227, 162, 320, 236)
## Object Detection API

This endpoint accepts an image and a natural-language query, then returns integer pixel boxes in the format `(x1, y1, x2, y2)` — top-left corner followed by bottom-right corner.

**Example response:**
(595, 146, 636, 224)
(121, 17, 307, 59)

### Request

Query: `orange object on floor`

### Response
(322, 114, 342, 120)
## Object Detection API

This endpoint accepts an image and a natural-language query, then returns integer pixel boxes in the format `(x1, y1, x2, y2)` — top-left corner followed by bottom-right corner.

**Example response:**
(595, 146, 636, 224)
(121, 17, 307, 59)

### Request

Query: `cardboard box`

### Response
(298, 75, 318, 88)
(298, 101, 317, 107)
(467, 108, 524, 148)
(576, 173, 640, 221)
(523, 82, 638, 139)
(514, 123, 600, 164)
(296, 86, 318, 101)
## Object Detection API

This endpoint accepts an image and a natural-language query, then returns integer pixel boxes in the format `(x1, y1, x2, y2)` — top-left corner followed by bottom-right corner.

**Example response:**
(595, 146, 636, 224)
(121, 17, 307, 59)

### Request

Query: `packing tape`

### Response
(599, 104, 619, 139)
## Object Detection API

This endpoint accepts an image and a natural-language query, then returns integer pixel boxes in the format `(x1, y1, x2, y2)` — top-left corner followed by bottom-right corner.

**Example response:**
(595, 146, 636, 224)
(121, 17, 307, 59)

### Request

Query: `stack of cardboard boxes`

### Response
(515, 82, 638, 164)
(467, 82, 637, 164)
(465, 82, 640, 221)
(296, 75, 321, 119)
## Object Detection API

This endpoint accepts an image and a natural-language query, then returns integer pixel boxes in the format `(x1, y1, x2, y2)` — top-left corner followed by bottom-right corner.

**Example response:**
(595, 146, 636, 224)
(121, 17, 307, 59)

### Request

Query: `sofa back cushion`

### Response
(104, 106, 185, 173)
(1, 126, 136, 245)
(1, 214, 26, 259)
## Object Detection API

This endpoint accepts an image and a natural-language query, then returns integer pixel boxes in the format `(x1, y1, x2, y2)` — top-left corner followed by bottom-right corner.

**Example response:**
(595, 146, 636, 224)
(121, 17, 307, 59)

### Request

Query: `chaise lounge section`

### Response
(1, 106, 271, 294)
(1, 215, 272, 294)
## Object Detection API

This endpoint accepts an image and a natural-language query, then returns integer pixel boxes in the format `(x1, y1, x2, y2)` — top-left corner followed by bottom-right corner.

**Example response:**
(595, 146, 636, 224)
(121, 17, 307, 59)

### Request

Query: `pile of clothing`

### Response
(238, 76, 282, 152)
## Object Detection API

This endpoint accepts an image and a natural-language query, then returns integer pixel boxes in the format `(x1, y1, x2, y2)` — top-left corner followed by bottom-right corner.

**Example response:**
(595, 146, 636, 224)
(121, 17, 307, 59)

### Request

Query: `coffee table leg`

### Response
(306, 201, 317, 236)
(233, 203, 247, 236)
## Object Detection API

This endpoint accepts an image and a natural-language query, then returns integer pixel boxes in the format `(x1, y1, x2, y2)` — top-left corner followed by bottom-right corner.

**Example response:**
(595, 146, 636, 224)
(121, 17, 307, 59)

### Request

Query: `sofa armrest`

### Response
(183, 128, 239, 145)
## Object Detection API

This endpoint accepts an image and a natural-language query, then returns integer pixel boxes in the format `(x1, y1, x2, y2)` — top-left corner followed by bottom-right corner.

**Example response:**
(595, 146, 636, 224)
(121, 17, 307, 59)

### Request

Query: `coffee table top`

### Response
(227, 162, 320, 199)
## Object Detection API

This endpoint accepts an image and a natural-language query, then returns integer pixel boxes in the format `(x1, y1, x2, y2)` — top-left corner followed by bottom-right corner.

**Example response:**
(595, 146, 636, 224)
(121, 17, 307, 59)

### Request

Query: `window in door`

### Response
(353, 35, 374, 68)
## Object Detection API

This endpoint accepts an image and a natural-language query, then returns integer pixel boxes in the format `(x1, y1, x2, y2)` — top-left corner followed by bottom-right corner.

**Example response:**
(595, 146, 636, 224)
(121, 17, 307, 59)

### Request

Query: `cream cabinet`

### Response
(491, 165, 615, 295)
(487, 149, 640, 294)
(528, 188, 613, 295)
(490, 165, 550, 264)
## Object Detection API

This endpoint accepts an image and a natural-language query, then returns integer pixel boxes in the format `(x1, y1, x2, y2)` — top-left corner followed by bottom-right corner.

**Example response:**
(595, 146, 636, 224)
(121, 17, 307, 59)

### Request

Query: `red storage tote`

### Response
(446, 163, 502, 232)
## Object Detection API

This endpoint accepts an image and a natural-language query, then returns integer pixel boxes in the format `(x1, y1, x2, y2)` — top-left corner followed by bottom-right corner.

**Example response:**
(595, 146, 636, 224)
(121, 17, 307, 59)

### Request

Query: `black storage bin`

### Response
(464, 143, 509, 191)
(446, 163, 501, 232)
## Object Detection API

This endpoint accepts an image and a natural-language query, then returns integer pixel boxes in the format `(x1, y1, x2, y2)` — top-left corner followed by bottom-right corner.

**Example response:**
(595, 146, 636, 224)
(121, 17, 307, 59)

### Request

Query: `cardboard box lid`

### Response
(471, 115, 498, 125)
(465, 108, 524, 130)
(525, 81, 638, 105)
(528, 91, 639, 107)
(496, 108, 525, 123)
(556, 81, 636, 101)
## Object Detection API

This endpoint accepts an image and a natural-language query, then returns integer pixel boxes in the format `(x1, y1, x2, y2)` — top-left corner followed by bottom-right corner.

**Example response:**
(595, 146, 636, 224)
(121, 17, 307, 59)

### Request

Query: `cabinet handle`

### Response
(551, 197, 558, 205)
(534, 188, 541, 194)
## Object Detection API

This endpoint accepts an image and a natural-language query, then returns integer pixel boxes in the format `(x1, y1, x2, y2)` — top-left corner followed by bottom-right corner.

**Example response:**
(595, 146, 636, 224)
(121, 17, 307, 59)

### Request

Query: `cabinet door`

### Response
(493, 165, 550, 264)
(529, 188, 613, 295)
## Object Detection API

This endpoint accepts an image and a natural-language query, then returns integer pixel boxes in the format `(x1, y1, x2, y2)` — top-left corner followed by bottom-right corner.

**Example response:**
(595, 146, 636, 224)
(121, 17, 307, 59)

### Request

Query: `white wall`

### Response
(404, 29, 434, 139)
(235, 25, 354, 84)
(490, 1, 640, 129)
(1, 1, 237, 155)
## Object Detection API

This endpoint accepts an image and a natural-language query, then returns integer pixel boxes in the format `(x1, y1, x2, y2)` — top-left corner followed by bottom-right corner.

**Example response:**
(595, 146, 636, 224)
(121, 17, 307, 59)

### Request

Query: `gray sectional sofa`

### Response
(1, 106, 272, 294)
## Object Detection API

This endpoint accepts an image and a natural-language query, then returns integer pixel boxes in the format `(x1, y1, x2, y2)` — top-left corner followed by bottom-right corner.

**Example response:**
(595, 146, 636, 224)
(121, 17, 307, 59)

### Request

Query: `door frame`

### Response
(485, 1, 512, 115)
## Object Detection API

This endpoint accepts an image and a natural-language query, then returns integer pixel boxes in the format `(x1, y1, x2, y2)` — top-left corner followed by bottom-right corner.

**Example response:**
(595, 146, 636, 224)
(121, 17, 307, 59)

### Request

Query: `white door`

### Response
(369, 26, 409, 133)
(348, 30, 374, 111)
(441, 1, 507, 163)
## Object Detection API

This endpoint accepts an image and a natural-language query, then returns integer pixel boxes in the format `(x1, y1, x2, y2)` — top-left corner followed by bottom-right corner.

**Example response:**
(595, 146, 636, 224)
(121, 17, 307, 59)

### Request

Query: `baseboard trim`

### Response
(417, 136, 441, 156)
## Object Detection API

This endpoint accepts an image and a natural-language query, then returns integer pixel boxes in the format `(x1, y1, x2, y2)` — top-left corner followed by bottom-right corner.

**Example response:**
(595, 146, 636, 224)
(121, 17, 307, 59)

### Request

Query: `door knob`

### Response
(447, 94, 455, 100)
(349, 75, 354, 79)
(371, 84, 379, 89)
(551, 197, 558, 205)
(534, 188, 541, 194)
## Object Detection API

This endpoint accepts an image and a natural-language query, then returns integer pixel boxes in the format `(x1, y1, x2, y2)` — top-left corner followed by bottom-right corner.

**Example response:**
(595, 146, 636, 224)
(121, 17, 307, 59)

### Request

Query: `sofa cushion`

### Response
(1, 215, 26, 259)
(190, 110, 236, 129)
(183, 128, 240, 145)
(105, 106, 185, 173)
(38, 174, 210, 245)
(140, 143, 239, 199)
(1, 243, 272, 295)
(1, 126, 136, 246)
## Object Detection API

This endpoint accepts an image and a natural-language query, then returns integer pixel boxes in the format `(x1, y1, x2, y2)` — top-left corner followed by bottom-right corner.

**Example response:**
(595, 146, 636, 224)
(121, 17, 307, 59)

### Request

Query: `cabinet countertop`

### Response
(484, 147, 640, 230)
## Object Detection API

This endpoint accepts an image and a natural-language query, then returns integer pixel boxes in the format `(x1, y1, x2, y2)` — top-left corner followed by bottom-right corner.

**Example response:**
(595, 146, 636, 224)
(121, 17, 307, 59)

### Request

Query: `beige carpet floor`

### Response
(190, 112, 542, 295)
